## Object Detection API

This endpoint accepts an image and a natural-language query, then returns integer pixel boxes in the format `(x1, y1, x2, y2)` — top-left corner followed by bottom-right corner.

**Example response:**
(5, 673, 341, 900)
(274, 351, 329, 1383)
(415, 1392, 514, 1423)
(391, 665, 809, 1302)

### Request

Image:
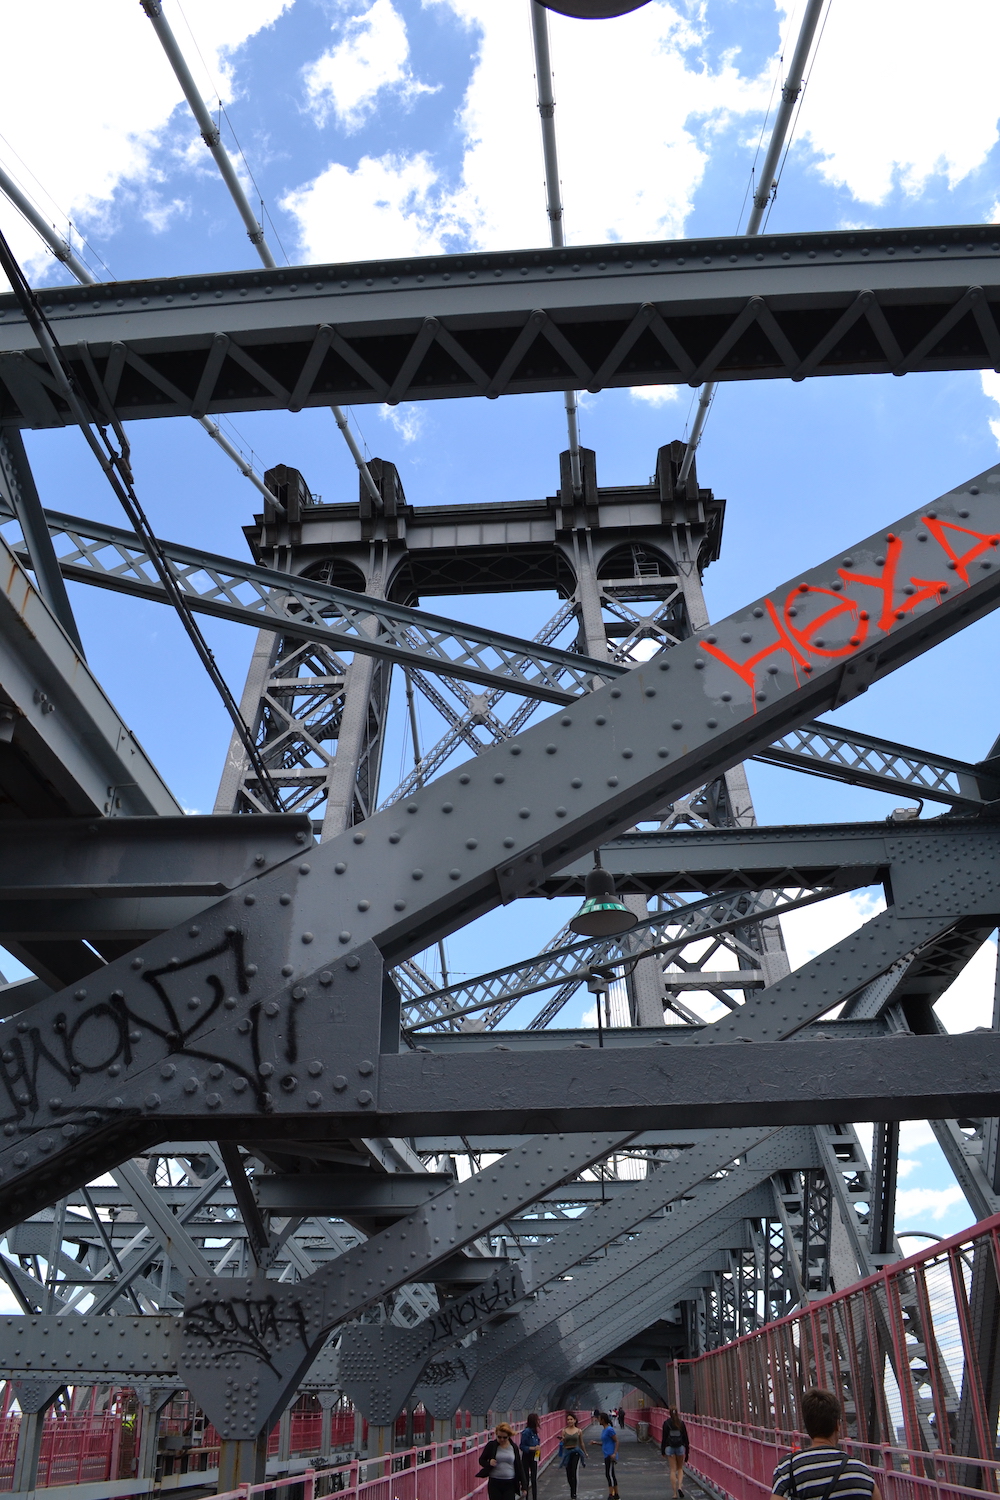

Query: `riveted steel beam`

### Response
(536, 814, 996, 897)
(4, 224, 1000, 426)
(0, 1313, 179, 1383)
(0, 815, 311, 899)
(0, 532, 180, 820)
(458, 1134, 818, 1411)
(177, 1129, 635, 1438)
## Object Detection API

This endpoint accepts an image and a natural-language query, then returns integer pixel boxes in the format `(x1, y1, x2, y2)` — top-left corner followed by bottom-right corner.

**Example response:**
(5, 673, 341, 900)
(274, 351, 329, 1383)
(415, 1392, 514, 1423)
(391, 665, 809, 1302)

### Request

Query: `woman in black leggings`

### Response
(592, 1412, 619, 1498)
(560, 1413, 584, 1499)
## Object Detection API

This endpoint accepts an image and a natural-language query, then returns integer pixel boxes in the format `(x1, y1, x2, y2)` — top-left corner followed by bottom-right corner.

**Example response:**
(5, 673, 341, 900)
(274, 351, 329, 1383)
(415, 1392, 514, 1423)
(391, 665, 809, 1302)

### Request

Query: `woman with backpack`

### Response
(660, 1408, 690, 1499)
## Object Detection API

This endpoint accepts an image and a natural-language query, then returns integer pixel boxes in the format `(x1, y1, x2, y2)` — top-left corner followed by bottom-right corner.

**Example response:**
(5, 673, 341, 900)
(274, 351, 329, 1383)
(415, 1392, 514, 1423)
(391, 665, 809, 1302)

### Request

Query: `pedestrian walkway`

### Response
(539, 1423, 716, 1500)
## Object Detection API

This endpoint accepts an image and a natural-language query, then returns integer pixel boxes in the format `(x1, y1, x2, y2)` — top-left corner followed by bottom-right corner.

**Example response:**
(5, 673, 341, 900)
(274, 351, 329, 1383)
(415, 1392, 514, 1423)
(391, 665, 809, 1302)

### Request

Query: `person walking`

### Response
(591, 1411, 619, 1498)
(560, 1412, 585, 1500)
(617, 1407, 625, 1429)
(478, 1421, 526, 1500)
(660, 1407, 690, 1499)
(520, 1413, 541, 1500)
(772, 1390, 881, 1500)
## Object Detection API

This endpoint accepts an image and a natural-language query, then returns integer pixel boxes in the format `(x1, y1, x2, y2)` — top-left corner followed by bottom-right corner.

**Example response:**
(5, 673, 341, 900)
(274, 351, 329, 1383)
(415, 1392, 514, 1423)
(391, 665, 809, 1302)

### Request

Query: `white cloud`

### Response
(981, 371, 1000, 447)
(899, 1119, 936, 1152)
(303, 0, 437, 132)
(778, 888, 886, 971)
(895, 1185, 966, 1222)
(0, 0, 290, 283)
(379, 404, 425, 443)
(436, 1, 771, 251)
(629, 386, 680, 408)
(896, 1158, 920, 1179)
(284, 1, 771, 262)
(281, 152, 460, 264)
(791, 0, 1000, 205)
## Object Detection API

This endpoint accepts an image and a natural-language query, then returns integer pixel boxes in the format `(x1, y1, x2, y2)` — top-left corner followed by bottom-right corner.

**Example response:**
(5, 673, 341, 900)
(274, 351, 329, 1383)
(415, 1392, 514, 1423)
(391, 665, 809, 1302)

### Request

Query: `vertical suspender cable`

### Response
(0, 174, 283, 511)
(677, 0, 827, 484)
(332, 406, 384, 507)
(139, 0, 275, 267)
(0, 164, 96, 286)
(530, 1, 583, 496)
(139, 0, 385, 502)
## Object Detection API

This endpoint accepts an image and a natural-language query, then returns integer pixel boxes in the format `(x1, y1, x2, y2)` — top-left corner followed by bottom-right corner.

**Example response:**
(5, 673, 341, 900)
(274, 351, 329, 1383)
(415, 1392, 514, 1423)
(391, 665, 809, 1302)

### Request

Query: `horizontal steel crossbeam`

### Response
(535, 814, 986, 897)
(4, 223, 1000, 425)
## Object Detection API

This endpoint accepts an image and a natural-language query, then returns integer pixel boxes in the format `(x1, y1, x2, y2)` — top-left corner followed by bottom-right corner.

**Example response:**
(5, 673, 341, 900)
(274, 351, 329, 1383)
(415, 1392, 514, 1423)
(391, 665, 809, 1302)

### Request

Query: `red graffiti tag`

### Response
(699, 514, 1000, 706)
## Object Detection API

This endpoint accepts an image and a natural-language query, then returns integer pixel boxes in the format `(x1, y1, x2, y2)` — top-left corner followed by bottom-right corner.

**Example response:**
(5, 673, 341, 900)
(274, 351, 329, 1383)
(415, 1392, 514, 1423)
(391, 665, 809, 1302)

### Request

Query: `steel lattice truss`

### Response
(4, 225, 1000, 421)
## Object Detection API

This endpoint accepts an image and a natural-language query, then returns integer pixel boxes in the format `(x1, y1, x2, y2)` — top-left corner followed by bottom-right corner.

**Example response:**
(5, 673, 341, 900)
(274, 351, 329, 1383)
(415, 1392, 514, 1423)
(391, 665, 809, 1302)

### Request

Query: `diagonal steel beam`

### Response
(0, 503, 623, 704)
(754, 719, 997, 807)
(5, 502, 996, 812)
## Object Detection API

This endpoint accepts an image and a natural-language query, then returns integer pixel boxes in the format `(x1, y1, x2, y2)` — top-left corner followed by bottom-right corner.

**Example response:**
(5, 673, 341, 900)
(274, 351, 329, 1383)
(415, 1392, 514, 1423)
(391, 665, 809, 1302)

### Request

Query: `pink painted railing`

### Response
(625, 1410, 1000, 1500)
(213, 1412, 567, 1500)
(0, 1411, 133, 1490)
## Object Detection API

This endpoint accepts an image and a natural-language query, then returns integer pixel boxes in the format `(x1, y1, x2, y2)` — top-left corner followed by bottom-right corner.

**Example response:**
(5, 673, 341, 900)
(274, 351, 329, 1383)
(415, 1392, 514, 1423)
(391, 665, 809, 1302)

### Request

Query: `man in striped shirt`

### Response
(772, 1390, 882, 1500)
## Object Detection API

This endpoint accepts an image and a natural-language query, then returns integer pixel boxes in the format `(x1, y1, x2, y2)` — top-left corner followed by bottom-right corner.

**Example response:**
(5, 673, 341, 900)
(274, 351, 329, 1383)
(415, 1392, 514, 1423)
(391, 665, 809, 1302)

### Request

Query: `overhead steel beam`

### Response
(0, 504, 622, 703)
(536, 814, 989, 898)
(176, 1129, 635, 1440)
(334, 1129, 782, 1420)
(0, 531, 180, 819)
(0, 466, 999, 1216)
(4, 224, 1000, 425)
(0, 814, 310, 899)
(457, 1141, 815, 1412)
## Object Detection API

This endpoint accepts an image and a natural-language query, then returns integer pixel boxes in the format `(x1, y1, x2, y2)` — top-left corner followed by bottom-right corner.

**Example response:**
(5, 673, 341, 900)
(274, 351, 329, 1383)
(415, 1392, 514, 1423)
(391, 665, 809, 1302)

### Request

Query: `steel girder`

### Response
(537, 814, 1000, 898)
(754, 720, 998, 810)
(329, 1129, 777, 1417)
(1, 468, 1000, 1222)
(0, 1150, 780, 1395)
(175, 1130, 634, 1437)
(4, 223, 1000, 426)
(0, 532, 179, 822)
(456, 1155, 811, 1412)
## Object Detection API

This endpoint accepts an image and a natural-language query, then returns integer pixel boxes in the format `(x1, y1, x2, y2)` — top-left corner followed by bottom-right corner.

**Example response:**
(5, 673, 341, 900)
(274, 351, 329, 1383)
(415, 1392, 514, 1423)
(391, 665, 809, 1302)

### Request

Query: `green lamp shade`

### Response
(569, 865, 638, 937)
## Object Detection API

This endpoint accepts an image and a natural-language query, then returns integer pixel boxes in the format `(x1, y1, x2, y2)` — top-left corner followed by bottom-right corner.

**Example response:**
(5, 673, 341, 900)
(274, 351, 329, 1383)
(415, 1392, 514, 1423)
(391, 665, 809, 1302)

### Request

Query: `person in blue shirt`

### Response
(590, 1412, 619, 1498)
(520, 1414, 541, 1500)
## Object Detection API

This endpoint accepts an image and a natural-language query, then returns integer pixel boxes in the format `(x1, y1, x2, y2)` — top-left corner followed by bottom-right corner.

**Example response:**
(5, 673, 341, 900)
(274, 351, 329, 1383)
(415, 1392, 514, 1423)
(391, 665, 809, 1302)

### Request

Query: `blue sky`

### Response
(1, 0, 999, 1243)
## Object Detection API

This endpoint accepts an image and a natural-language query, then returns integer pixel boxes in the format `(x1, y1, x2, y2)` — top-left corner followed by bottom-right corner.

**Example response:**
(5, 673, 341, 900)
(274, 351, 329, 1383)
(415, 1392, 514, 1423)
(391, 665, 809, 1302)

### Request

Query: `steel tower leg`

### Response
(218, 1432, 270, 1491)
(215, 478, 392, 831)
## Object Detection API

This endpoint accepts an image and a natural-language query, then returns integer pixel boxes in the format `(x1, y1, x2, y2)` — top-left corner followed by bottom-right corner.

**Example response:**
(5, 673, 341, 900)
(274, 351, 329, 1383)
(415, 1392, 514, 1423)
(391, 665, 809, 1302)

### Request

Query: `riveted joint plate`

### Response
(887, 828, 1000, 916)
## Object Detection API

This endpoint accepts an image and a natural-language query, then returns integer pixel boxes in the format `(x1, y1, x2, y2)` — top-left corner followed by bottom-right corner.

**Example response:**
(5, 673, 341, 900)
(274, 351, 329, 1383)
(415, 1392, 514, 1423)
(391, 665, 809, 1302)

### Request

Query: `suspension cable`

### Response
(530, 0, 584, 496)
(677, 0, 828, 485)
(0, 224, 283, 812)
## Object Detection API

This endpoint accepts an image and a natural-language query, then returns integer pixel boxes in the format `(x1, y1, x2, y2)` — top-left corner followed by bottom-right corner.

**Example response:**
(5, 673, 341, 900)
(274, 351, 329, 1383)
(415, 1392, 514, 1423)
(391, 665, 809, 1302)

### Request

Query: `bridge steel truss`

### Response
(0, 225, 999, 1492)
